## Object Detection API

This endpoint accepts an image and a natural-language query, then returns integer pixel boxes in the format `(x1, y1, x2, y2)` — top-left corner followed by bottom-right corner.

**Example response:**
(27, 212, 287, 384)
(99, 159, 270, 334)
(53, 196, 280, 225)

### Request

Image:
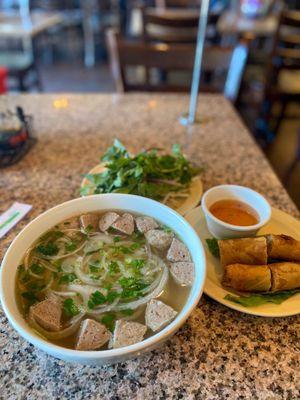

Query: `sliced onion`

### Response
(87, 296, 120, 316)
(51, 290, 78, 297)
(40, 276, 54, 293)
(114, 261, 168, 311)
(61, 256, 77, 273)
(24, 247, 34, 269)
(86, 233, 114, 244)
(140, 271, 161, 295)
(74, 256, 107, 286)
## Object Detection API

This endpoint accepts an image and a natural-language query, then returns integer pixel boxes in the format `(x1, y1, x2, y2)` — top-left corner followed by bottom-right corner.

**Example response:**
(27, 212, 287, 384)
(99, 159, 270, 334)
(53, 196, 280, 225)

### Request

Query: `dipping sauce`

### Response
(209, 199, 259, 226)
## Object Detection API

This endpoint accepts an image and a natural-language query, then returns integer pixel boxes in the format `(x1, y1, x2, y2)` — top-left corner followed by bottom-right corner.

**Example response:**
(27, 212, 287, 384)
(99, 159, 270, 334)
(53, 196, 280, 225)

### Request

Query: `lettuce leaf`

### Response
(225, 289, 300, 307)
(206, 238, 220, 258)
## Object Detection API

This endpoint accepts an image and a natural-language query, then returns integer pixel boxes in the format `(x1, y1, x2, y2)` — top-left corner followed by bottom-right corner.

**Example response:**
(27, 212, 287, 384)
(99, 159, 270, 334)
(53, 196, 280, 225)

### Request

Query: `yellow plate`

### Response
(185, 206, 300, 317)
(81, 163, 203, 216)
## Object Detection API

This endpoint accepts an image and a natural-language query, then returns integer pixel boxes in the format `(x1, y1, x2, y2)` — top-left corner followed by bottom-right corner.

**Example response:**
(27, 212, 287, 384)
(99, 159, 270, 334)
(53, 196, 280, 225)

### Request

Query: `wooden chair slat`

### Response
(106, 30, 248, 104)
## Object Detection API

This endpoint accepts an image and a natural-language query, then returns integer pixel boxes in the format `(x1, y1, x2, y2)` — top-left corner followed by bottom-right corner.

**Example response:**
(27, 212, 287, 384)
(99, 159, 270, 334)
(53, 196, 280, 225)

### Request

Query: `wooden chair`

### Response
(0, 51, 42, 92)
(155, 0, 200, 8)
(106, 29, 248, 104)
(142, 7, 221, 44)
(263, 9, 300, 134)
(142, 9, 199, 43)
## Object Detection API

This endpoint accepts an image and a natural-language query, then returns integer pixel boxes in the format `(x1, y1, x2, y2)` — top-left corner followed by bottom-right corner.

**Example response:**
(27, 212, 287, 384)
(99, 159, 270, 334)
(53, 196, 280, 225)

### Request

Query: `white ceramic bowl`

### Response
(202, 185, 271, 239)
(0, 194, 206, 365)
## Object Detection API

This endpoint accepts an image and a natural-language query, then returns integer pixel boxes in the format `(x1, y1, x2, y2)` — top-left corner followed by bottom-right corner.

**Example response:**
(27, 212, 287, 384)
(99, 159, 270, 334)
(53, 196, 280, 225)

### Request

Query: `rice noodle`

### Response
(35, 258, 58, 272)
(24, 247, 34, 270)
(40, 275, 54, 293)
(28, 270, 44, 280)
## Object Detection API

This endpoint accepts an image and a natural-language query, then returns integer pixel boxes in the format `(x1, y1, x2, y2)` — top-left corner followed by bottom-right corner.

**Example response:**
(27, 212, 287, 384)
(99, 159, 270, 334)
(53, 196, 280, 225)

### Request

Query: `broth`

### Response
(209, 199, 259, 226)
(16, 211, 193, 350)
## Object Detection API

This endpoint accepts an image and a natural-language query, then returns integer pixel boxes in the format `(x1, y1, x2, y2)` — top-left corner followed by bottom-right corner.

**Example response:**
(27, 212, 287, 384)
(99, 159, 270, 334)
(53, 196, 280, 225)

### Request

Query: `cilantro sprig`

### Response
(63, 298, 80, 317)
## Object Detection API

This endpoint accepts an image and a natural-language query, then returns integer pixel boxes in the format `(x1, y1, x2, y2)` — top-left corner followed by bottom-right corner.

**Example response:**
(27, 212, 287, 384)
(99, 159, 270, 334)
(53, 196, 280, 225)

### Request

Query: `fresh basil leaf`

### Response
(82, 140, 201, 201)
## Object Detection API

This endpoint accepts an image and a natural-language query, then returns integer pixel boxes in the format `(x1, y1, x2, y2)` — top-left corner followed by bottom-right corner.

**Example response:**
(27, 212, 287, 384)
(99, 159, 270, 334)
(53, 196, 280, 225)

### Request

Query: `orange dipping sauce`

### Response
(209, 199, 259, 226)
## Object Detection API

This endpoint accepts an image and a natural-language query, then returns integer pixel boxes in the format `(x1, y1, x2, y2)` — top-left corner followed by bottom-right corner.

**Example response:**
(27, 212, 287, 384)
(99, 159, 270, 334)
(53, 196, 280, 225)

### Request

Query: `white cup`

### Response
(202, 185, 271, 239)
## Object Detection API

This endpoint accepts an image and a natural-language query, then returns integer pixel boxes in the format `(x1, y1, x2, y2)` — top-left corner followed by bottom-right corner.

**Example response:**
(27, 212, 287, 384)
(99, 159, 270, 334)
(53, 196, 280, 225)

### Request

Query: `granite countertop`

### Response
(0, 94, 299, 400)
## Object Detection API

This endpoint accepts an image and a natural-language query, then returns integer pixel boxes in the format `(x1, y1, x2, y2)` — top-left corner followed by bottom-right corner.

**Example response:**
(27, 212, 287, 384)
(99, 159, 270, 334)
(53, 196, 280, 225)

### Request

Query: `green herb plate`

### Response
(81, 163, 203, 216)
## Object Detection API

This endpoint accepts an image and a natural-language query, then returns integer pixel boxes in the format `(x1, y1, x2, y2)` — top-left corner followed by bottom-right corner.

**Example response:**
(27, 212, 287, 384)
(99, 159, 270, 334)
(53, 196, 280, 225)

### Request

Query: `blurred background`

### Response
(0, 0, 299, 207)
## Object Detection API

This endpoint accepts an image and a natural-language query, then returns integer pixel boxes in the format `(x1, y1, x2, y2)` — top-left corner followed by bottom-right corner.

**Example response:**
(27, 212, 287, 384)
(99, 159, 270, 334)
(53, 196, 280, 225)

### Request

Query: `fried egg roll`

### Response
(219, 237, 268, 267)
(222, 264, 271, 292)
(269, 262, 300, 292)
(267, 234, 300, 262)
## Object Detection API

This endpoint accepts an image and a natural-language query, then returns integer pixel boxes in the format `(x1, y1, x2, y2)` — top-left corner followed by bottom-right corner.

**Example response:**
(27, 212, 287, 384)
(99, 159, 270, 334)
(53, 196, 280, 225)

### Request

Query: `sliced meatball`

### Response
(145, 299, 177, 332)
(136, 216, 159, 234)
(76, 319, 111, 351)
(145, 229, 173, 250)
(111, 320, 147, 349)
(170, 262, 194, 286)
(30, 294, 62, 332)
(80, 214, 99, 232)
(111, 213, 135, 235)
(99, 212, 119, 232)
(167, 238, 191, 262)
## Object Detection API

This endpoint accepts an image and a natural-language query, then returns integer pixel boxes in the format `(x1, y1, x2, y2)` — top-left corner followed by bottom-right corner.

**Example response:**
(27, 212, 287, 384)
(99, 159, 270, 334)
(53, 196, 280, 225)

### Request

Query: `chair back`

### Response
(142, 6, 221, 44)
(266, 9, 300, 91)
(142, 8, 199, 43)
(106, 29, 248, 103)
(155, 0, 200, 7)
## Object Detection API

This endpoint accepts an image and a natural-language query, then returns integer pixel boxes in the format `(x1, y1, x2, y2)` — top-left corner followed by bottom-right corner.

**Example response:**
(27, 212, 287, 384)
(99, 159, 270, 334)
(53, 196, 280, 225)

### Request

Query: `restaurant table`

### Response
(217, 11, 278, 38)
(0, 10, 63, 39)
(0, 94, 299, 399)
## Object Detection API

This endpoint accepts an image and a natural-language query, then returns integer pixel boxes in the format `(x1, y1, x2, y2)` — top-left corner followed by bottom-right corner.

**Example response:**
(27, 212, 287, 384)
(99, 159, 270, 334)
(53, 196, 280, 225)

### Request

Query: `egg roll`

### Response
(222, 264, 271, 292)
(269, 262, 300, 292)
(267, 234, 300, 262)
(219, 237, 268, 267)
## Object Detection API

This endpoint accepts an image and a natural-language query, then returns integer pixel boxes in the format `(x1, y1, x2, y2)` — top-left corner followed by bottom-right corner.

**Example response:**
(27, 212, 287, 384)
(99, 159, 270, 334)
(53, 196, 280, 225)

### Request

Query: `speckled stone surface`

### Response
(0, 94, 299, 400)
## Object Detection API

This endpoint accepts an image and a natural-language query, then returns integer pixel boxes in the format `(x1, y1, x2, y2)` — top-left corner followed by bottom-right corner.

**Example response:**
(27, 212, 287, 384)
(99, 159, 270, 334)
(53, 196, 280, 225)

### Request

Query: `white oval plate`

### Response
(185, 206, 300, 317)
(81, 164, 203, 216)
